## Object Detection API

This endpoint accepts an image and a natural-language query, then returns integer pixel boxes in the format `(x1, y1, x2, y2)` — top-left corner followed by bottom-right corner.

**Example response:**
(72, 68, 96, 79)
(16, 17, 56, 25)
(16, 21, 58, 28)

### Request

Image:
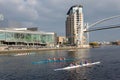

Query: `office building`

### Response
(66, 5, 86, 46)
(0, 28, 56, 47)
(57, 36, 66, 45)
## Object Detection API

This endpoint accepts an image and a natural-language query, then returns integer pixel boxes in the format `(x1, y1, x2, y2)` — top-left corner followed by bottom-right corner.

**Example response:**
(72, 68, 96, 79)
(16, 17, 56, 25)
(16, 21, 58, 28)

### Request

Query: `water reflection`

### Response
(66, 49, 91, 63)
(63, 49, 91, 80)
(0, 47, 119, 80)
(63, 67, 89, 80)
(0, 48, 105, 80)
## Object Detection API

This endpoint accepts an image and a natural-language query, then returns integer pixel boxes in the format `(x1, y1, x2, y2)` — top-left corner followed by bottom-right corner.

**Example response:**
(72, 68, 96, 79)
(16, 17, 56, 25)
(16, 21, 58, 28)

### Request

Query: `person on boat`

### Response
(59, 57, 63, 61)
(75, 63, 78, 66)
(80, 62, 82, 65)
(85, 60, 88, 64)
(48, 58, 52, 61)
(70, 62, 76, 66)
(70, 63, 74, 67)
(63, 57, 66, 60)
(53, 57, 57, 61)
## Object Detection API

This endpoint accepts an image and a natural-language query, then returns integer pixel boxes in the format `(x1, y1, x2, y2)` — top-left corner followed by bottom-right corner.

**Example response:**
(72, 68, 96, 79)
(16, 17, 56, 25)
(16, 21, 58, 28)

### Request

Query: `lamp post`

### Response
(0, 14, 4, 21)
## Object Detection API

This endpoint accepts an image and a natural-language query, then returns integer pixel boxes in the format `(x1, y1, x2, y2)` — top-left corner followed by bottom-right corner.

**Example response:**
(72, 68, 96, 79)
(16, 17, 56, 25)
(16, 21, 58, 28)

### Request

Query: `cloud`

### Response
(0, 0, 120, 41)
(83, 0, 120, 22)
(0, 0, 39, 21)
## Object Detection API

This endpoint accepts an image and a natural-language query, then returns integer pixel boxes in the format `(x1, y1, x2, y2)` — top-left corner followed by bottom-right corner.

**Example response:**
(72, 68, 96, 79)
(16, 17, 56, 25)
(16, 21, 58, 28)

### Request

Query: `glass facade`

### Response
(0, 32, 5, 40)
(0, 30, 56, 46)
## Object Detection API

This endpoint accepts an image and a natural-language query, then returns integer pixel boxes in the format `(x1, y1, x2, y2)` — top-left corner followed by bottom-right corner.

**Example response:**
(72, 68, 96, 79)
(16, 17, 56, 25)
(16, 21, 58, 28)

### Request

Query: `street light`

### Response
(0, 14, 4, 21)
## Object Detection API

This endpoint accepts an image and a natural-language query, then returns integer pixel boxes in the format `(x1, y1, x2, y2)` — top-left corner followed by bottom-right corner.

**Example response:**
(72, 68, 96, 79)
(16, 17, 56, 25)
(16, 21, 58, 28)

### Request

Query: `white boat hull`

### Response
(54, 61, 100, 71)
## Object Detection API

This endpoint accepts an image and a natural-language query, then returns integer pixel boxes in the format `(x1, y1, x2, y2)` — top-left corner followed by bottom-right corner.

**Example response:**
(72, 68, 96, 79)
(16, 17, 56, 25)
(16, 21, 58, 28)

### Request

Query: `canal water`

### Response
(0, 46, 120, 80)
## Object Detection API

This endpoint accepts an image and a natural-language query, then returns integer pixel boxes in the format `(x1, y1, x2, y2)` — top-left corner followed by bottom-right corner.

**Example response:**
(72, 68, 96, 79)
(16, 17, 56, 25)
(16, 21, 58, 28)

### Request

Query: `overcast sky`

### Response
(0, 0, 120, 42)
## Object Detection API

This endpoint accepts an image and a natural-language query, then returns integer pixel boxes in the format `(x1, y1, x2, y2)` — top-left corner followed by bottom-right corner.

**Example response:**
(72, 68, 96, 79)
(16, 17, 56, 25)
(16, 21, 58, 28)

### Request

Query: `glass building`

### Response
(0, 28, 56, 47)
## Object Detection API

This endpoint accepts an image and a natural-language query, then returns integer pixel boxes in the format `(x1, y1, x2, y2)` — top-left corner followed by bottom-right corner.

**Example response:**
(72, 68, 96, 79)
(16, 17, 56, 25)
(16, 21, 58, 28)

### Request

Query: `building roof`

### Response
(0, 28, 55, 35)
(4, 27, 38, 31)
(67, 5, 83, 15)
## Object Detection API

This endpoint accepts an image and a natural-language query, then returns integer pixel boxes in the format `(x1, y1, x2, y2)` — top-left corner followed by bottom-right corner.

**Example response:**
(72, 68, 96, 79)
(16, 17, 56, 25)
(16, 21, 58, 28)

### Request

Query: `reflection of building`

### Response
(66, 5, 87, 47)
(0, 28, 56, 47)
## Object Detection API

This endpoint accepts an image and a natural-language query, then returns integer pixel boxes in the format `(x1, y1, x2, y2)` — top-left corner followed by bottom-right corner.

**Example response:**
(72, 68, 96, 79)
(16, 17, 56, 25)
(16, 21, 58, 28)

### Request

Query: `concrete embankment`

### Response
(0, 47, 90, 54)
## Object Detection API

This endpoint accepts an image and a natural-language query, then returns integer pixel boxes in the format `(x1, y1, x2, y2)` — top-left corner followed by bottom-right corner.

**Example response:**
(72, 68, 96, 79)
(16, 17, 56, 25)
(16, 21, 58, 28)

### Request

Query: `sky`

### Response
(0, 0, 120, 42)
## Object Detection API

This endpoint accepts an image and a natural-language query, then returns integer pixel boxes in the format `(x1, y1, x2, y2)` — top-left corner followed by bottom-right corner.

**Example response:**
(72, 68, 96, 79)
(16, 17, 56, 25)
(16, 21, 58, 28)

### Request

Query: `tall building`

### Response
(66, 5, 86, 46)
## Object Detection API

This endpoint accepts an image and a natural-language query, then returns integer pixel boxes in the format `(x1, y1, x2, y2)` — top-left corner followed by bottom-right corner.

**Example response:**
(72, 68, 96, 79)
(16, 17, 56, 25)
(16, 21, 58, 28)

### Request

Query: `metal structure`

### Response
(83, 15, 120, 44)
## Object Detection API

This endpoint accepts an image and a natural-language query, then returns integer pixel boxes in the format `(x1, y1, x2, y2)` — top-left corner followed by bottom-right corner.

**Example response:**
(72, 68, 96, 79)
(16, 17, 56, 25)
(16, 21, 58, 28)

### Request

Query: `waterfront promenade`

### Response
(0, 46, 90, 54)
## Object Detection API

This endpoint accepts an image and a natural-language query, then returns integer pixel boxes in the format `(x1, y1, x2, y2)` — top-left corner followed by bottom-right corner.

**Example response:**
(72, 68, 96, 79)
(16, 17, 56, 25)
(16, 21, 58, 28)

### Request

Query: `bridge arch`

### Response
(84, 15, 120, 45)
(88, 15, 120, 28)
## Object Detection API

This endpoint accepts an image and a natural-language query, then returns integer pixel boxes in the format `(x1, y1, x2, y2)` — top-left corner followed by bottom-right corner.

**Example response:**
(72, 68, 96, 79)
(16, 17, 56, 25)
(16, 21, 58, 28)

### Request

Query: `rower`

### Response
(48, 58, 51, 61)
(59, 57, 63, 61)
(70, 63, 74, 67)
(75, 63, 78, 66)
(53, 57, 56, 61)
(80, 62, 82, 65)
(63, 57, 66, 60)
(85, 60, 87, 64)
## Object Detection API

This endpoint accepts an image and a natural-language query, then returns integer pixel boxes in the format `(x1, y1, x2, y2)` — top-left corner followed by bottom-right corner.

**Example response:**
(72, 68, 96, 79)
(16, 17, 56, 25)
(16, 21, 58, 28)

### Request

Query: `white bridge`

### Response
(78, 15, 120, 47)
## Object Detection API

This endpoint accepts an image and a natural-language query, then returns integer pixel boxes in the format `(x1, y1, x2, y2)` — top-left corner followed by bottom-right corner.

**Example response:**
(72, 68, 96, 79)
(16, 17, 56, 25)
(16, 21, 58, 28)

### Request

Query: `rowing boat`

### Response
(54, 61, 100, 71)
(32, 58, 77, 64)
(13, 53, 31, 56)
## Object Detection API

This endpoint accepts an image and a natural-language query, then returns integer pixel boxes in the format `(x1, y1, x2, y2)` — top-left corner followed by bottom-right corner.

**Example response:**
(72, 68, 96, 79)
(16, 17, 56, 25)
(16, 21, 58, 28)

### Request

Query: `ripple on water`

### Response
(0, 47, 120, 80)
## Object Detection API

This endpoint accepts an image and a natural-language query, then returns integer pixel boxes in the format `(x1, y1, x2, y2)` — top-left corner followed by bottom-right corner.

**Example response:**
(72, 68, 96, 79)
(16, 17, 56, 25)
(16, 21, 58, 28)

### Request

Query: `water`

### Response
(0, 46, 120, 80)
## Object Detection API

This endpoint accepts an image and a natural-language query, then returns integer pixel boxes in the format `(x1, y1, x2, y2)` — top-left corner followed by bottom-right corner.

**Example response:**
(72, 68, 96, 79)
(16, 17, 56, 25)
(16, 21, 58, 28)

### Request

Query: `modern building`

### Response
(0, 28, 56, 48)
(57, 36, 66, 45)
(66, 5, 87, 47)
